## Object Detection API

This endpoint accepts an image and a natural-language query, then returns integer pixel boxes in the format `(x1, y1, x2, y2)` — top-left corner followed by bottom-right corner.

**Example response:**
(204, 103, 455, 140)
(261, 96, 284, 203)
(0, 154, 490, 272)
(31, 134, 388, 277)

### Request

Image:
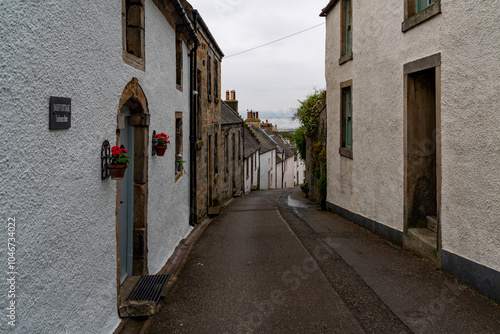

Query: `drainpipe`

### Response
(170, 0, 199, 226)
(189, 10, 199, 226)
(282, 152, 285, 189)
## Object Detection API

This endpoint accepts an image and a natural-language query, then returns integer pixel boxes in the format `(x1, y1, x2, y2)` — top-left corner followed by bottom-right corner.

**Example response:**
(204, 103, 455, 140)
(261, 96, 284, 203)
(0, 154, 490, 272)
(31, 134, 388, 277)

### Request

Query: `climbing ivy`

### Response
(294, 88, 327, 207)
(293, 88, 326, 136)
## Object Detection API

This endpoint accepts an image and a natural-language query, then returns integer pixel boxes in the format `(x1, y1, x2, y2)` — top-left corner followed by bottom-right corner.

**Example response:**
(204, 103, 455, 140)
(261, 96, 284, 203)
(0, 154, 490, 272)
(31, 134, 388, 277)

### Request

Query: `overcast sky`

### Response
(188, 0, 327, 122)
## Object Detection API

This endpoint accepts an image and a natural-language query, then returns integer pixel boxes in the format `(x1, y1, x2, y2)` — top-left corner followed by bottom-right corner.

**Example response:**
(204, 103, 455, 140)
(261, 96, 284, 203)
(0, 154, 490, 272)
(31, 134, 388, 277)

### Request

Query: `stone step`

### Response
(405, 228, 439, 266)
(426, 215, 438, 233)
(208, 205, 222, 217)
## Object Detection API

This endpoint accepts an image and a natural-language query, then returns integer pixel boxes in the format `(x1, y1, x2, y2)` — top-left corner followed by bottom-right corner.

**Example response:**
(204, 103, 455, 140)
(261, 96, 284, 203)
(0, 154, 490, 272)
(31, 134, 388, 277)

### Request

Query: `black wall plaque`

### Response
(49, 96, 71, 129)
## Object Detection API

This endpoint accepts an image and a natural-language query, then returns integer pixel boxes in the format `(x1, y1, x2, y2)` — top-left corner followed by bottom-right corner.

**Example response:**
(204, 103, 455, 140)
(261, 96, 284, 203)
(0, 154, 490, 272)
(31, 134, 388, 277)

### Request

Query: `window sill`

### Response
(339, 147, 353, 159)
(122, 50, 145, 71)
(402, 1, 441, 32)
(339, 52, 353, 65)
(175, 171, 183, 183)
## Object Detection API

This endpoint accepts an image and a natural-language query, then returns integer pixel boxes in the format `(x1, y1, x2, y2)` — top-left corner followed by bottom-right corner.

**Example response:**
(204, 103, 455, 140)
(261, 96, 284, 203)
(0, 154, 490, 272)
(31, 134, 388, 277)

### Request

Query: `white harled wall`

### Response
(325, 1, 500, 273)
(244, 151, 260, 193)
(0, 1, 192, 333)
(259, 150, 276, 190)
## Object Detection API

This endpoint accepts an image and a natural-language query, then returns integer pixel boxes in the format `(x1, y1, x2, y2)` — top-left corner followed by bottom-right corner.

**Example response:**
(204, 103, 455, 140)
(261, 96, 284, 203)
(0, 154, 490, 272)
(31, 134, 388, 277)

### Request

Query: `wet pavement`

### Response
(147, 188, 500, 334)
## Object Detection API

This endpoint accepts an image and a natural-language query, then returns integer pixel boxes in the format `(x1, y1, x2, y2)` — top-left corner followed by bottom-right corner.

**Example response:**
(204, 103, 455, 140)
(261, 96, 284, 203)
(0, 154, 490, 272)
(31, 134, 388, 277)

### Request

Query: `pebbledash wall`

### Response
(0, 1, 192, 333)
(324, 1, 500, 301)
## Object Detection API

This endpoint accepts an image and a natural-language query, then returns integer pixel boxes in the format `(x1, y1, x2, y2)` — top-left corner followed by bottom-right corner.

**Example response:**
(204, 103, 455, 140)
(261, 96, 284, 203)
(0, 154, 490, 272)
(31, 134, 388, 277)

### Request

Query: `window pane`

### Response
(346, 88, 352, 148)
(416, 0, 434, 13)
(346, 0, 351, 54)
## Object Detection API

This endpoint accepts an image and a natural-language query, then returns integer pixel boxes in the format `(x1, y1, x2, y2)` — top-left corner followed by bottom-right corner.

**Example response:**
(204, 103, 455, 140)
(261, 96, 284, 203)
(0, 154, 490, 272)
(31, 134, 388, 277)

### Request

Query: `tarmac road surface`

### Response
(147, 188, 500, 334)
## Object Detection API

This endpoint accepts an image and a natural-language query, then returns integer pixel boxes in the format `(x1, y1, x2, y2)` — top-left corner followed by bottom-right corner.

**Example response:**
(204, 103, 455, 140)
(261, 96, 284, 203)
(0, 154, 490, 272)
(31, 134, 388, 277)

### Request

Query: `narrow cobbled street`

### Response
(148, 188, 500, 334)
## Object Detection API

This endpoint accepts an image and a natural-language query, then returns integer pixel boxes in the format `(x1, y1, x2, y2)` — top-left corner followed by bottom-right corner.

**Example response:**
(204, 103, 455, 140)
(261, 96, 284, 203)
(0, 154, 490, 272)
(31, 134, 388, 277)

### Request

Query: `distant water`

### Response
(265, 118, 300, 131)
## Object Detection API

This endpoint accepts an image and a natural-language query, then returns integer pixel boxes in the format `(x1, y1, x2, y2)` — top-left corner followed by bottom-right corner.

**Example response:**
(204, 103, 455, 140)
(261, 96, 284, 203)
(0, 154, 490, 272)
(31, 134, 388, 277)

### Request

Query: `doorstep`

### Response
(208, 205, 222, 217)
(404, 228, 441, 266)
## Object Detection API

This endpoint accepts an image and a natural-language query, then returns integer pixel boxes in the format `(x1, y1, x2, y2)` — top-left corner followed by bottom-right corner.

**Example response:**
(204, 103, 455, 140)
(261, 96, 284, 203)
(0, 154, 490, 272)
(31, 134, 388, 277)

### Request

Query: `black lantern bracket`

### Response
(101, 140, 111, 180)
(152, 130, 157, 156)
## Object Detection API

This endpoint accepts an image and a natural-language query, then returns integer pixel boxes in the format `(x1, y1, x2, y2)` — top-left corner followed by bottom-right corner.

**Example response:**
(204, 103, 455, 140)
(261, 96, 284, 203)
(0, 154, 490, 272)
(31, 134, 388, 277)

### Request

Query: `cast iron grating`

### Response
(125, 274, 171, 303)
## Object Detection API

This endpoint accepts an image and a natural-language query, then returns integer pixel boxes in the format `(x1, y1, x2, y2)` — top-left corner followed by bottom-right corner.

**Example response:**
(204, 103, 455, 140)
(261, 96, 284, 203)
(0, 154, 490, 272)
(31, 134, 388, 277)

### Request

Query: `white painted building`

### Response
(243, 127, 261, 193)
(0, 0, 200, 332)
(270, 134, 296, 189)
(294, 152, 307, 186)
(321, 0, 500, 302)
(248, 125, 277, 190)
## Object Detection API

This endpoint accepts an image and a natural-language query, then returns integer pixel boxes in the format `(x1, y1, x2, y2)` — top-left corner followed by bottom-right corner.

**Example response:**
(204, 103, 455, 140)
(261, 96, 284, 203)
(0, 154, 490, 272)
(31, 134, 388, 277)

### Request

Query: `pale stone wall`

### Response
(259, 150, 276, 190)
(283, 157, 296, 189)
(219, 125, 244, 201)
(325, 0, 500, 274)
(277, 161, 284, 189)
(295, 157, 306, 186)
(244, 151, 260, 193)
(0, 1, 192, 332)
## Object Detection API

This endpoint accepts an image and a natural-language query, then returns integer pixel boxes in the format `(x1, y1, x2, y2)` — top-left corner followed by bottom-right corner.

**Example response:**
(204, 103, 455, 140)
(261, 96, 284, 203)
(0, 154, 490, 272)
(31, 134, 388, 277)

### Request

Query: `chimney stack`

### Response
(226, 90, 239, 113)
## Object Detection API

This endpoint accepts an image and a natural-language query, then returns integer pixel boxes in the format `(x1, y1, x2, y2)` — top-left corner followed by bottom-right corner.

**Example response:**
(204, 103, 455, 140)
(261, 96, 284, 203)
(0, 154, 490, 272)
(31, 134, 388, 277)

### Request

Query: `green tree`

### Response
(294, 126, 306, 161)
(293, 88, 326, 136)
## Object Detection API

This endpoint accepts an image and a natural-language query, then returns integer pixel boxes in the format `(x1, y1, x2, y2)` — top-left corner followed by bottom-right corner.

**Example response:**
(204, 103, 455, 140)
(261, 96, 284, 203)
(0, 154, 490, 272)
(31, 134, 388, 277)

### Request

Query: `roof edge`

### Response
(320, 0, 339, 17)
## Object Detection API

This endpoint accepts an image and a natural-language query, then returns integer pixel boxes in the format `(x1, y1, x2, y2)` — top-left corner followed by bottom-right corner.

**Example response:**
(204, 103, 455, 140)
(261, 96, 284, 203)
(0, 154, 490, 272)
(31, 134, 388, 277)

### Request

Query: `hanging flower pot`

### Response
(153, 132, 170, 157)
(155, 146, 167, 156)
(109, 164, 127, 180)
(108, 146, 130, 181)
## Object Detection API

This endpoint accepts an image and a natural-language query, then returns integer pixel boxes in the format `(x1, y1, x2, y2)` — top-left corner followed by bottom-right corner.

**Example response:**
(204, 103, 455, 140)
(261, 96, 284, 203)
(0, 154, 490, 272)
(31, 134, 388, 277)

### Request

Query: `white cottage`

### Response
(248, 125, 277, 190)
(0, 0, 201, 332)
(243, 126, 261, 193)
(269, 134, 296, 189)
(321, 0, 500, 302)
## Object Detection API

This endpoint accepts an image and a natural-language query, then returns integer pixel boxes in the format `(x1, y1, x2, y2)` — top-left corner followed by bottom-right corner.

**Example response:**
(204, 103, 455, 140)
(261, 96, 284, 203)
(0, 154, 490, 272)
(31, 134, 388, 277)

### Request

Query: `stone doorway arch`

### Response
(116, 78, 150, 283)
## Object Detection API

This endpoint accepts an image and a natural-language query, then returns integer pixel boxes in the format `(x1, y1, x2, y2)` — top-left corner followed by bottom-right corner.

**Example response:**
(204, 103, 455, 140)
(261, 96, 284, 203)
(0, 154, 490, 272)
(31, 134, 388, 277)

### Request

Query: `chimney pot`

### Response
(226, 90, 230, 100)
(231, 90, 236, 100)
(256, 112, 259, 119)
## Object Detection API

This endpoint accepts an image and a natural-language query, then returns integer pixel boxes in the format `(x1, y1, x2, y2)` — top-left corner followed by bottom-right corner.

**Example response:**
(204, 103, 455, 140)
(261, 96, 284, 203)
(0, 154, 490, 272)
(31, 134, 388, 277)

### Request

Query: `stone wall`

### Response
(219, 124, 244, 201)
(305, 106, 327, 206)
(195, 25, 223, 217)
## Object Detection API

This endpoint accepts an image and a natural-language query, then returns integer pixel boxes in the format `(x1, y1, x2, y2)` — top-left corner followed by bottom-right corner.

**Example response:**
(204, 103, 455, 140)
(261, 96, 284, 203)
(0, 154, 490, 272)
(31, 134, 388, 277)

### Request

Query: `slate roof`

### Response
(247, 125, 276, 154)
(270, 134, 295, 160)
(243, 126, 260, 158)
(221, 101, 243, 125)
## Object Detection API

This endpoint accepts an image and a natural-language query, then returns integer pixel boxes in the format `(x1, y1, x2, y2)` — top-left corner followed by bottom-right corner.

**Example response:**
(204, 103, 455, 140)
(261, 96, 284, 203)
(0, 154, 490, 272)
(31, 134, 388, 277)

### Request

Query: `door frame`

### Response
(116, 78, 150, 287)
(403, 53, 442, 262)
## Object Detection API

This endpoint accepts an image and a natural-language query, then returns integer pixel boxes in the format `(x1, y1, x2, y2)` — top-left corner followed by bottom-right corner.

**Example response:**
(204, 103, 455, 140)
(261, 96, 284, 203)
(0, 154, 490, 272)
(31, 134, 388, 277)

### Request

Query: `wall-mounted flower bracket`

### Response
(152, 130, 157, 156)
(152, 130, 170, 157)
(101, 140, 111, 180)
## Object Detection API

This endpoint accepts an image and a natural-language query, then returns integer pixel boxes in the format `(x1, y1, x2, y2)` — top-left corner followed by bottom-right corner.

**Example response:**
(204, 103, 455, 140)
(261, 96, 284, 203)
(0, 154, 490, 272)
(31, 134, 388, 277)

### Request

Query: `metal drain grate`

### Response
(125, 274, 171, 303)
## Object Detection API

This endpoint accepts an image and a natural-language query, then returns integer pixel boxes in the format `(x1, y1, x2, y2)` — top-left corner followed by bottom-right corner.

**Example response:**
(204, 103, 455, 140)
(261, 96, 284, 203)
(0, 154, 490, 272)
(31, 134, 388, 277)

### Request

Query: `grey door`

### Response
(117, 109, 134, 283)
